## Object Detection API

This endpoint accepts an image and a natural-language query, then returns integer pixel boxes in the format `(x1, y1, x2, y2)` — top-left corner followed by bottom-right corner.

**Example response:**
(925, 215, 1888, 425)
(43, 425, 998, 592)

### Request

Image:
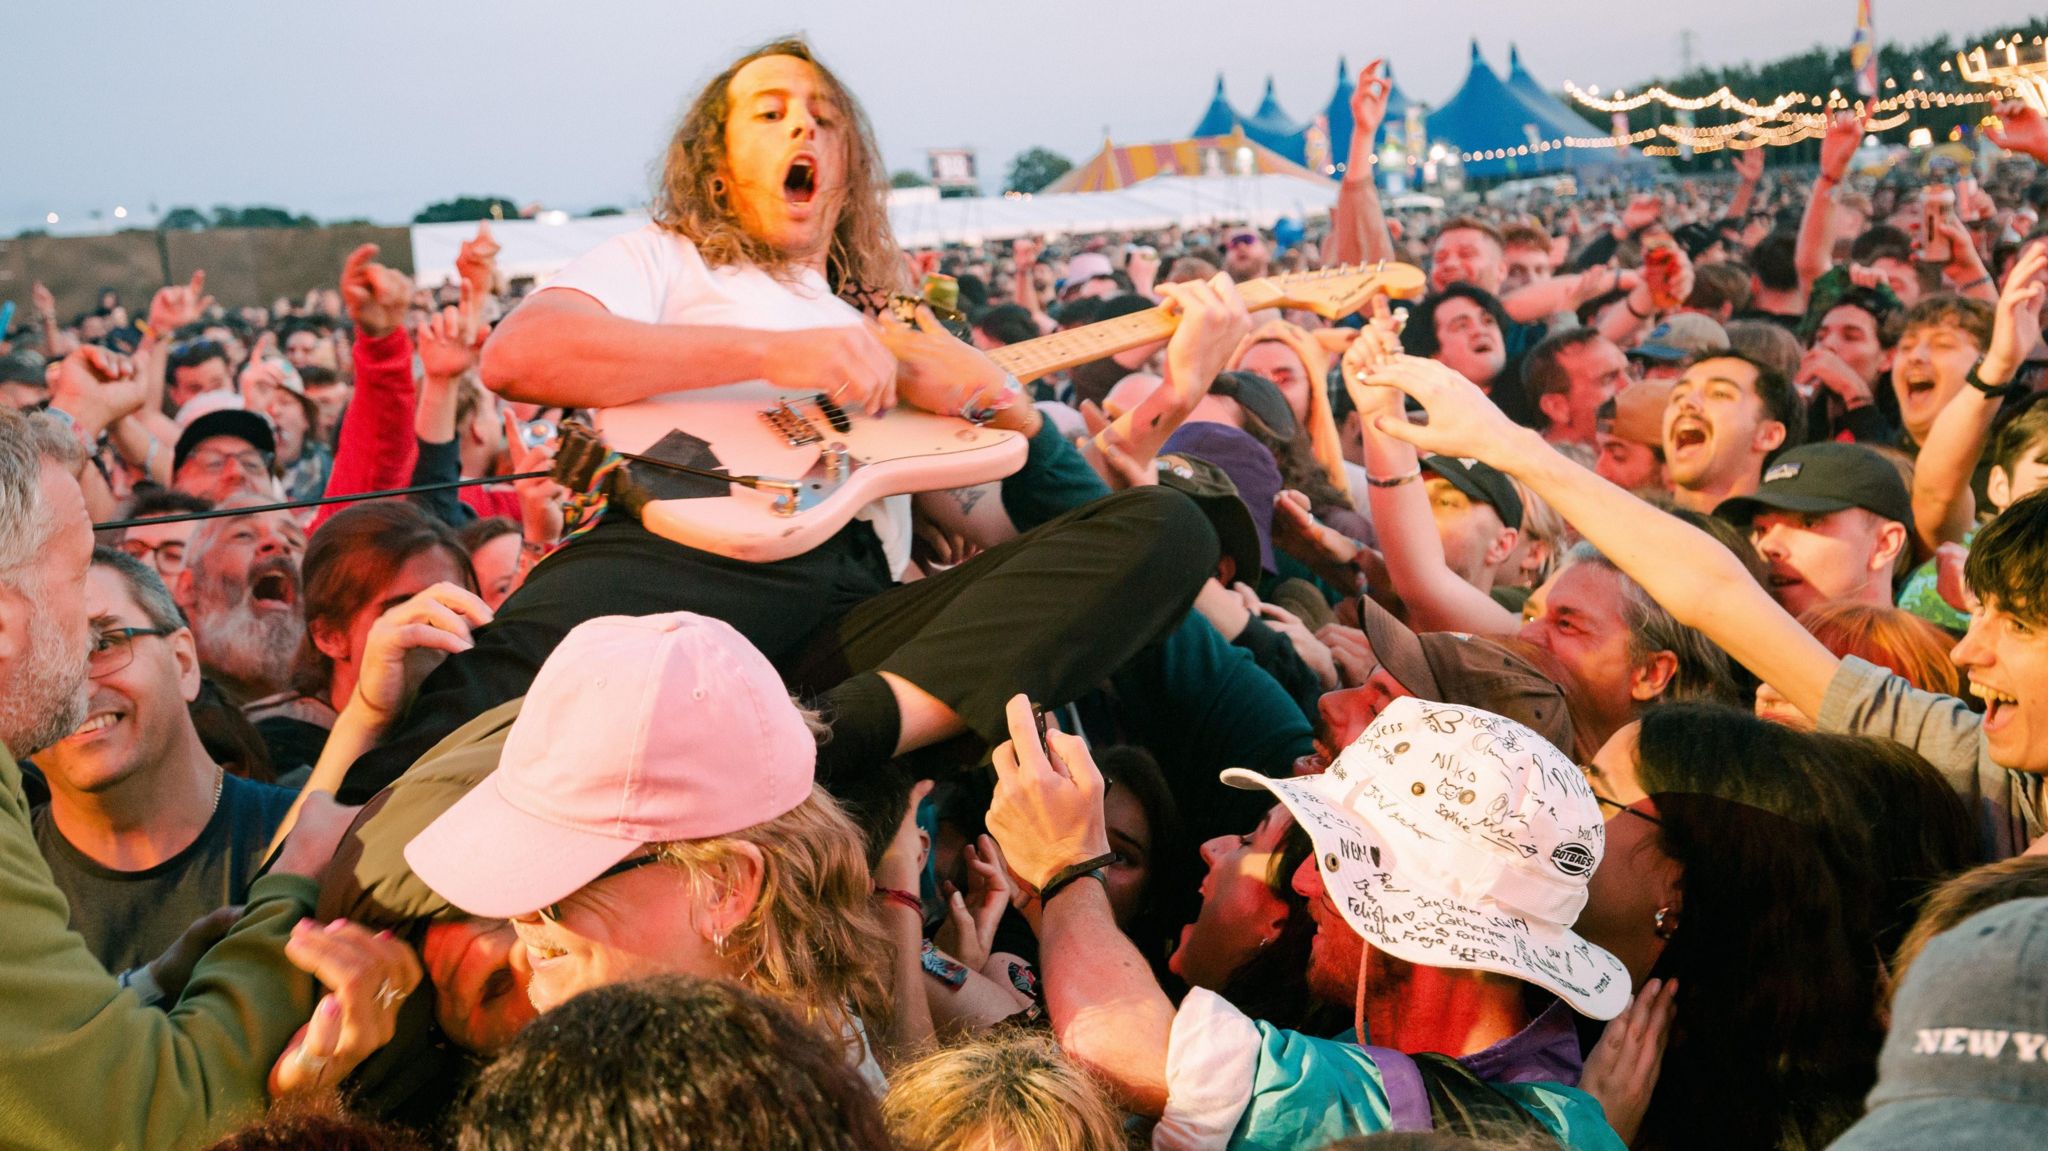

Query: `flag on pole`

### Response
(1850, 0, 1879, 100)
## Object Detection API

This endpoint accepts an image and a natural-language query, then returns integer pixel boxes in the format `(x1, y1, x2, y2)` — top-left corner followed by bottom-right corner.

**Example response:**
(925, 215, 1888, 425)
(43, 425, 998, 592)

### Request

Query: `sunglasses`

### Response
(1227, 233, 1261, 248)
(537, 852, 665, 923)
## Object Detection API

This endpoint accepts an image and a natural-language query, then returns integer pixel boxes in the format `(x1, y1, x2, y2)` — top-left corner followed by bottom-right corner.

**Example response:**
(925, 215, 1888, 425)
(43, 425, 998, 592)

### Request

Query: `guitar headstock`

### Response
(1240, 261, 1429, 321)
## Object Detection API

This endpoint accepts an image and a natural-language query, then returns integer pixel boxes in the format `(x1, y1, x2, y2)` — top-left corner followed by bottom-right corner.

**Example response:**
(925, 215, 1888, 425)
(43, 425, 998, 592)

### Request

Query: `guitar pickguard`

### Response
(638, 430, 735, 501)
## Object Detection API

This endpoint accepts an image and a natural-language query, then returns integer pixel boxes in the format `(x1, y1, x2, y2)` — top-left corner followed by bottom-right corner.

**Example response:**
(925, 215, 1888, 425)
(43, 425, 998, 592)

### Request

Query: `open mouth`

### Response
(249, 560, 297, 610)
(521, 936, 569, 962)
(783, 155, 818, 204)
(1670, 421, 1708, 451)
(1901, 377, 1936, 400)
(1972, 680, 2020, 729)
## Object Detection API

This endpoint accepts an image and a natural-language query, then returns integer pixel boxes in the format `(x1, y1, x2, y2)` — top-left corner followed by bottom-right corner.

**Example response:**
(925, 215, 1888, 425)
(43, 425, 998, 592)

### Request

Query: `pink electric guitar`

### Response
(582, 261, 1426, 562)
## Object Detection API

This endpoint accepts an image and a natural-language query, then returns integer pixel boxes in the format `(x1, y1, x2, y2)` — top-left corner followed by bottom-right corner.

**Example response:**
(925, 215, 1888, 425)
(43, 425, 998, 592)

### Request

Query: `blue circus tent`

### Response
(1192, 73, 1238, 138)
(1433, 40, 1589, 178)
(1325, 58, 1355, 168)
(1240, 76, 1309, 164)
(1379, 60, 1413, 149)
(1504, 44, 1605, 141)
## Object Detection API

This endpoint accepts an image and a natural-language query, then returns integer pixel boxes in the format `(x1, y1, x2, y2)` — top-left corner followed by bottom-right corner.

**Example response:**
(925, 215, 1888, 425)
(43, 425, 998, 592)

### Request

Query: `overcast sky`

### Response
(4, 0, 2040, 233)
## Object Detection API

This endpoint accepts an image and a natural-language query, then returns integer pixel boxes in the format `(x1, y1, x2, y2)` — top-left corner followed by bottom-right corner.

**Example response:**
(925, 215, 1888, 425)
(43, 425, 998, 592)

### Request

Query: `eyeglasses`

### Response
(1227, 233, 1261, 248)
(183, 447, 273, 476)
(1592, 791, 1666, 827)
(537, 852, 666, 923)
(89, 626, 175, 677)
(117, 537, 187, 572)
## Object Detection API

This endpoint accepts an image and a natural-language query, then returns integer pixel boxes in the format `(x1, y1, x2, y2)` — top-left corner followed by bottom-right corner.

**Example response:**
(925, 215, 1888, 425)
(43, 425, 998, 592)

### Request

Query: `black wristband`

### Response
(1038, 852, 1118, 903)
(1968, 361, 2018, 399)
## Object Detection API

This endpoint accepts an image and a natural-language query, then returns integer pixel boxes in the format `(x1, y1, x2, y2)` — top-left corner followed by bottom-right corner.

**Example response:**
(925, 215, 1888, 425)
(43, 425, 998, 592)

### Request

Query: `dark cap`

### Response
(1162, 422, 1281, 574)
(1354, 594, 1574, 754)
(1208, 370, 1299, 440)
(1827, 897, 2048, 1151)
(0, 351, 47, 388)
(1157, 453, 1265, 581)
(1422, 455, 1524, 529)
(173, 409, 276, 475)
(1715, 442, 1912, 529)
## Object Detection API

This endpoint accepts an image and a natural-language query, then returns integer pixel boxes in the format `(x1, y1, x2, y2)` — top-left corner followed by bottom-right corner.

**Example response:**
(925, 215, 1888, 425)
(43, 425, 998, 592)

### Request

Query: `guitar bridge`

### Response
(759, 401, 824, 446)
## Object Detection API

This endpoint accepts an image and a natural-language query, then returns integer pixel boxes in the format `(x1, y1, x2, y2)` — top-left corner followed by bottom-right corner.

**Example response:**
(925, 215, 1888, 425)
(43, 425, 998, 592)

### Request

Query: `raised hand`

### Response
(935, 834, 1013, 972)
(1731, 147, 1764, 185)
(762, 324, 898, 417)
(1363, 354, 1530, 468)
(31, 281, 55, 319)
(454, 221, 501, 300)
(1983, 240, 2048, 382)
(1350, 59, 1393, 151)
(349, 582, 495, 730)
(1819, 112, 1865, 182)
(1012, 236, 1042, 267)
(1259, 601, 1339, 690)
(1621, 194, 1663, 235)
(340, 244, 415, 340)
(1796, 346, 1874, 406)
(986, 694, 1112, 892)
(49, 345, 146, 437)
(269, 919, 423, 1097)
(419, 280, 490, 382)
(1580, 977, 1679, 1144)
(1159, 273, 1252, 405)
(147, 271, 214, 336)
(503, 411, 567, 551)
(875, 778, 935, 896)
(1987, 100, 2048, 165)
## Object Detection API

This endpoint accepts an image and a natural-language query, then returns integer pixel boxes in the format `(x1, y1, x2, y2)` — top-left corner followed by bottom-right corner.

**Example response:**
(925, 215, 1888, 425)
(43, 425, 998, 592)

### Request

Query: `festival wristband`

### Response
(1967, 361, 2017, 399)
(1038, 852, 1118, 903)
(874, 886, 923, 916)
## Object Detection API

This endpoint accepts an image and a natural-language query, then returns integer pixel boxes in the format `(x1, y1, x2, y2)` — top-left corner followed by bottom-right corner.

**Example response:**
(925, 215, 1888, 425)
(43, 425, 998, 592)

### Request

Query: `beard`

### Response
(190, 570, 304, 701)
(0, 603, 90, 758)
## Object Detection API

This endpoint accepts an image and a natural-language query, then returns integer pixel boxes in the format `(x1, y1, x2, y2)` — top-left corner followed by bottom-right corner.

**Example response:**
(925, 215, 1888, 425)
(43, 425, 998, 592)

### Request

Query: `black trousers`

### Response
(340, 486, 1219, 801)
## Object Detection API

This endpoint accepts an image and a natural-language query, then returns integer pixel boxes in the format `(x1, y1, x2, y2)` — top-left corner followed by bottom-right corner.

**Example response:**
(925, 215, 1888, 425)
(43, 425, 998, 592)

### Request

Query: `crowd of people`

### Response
(5, 34, 2048, 1150)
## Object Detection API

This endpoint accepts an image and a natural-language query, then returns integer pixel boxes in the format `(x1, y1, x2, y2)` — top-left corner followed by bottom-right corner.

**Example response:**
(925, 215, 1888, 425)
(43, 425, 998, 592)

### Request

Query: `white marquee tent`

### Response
(409, 172, 1338, 287)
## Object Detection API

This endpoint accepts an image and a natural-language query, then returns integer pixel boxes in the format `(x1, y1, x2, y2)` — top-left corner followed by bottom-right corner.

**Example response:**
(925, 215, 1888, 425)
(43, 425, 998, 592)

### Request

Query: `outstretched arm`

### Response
(1325, 60, 1396, 267)
(985, 695, 1172, 1115)
(1366, 355, 1843, 720)
(1797, 113, 1863, 289)
(1911, 242, 2048, 551)
(1340, 324, 1520, 634)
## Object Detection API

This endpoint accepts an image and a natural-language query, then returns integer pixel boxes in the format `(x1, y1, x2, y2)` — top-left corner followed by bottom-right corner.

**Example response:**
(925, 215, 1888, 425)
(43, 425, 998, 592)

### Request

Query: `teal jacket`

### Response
(1155, 989, 1624, 1151)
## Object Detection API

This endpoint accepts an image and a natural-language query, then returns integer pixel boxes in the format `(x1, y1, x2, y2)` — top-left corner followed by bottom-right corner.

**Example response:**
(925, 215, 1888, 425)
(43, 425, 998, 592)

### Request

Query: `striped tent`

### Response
(1045, 130, 1328, 194)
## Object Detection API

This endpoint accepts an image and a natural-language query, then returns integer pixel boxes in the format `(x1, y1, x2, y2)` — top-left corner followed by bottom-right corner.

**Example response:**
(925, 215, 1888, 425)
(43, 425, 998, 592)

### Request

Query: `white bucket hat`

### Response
(1221, 695, 1630, 1020)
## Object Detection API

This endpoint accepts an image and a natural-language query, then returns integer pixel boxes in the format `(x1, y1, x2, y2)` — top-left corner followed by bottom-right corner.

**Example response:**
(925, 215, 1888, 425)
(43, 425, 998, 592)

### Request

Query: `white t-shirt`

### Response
(541, 224, 912, 574)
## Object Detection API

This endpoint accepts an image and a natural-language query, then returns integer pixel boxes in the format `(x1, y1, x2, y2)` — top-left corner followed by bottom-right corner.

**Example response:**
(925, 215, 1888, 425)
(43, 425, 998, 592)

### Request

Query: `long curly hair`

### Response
(651, 37, 905, 303)
(655, 786, 891, 1051)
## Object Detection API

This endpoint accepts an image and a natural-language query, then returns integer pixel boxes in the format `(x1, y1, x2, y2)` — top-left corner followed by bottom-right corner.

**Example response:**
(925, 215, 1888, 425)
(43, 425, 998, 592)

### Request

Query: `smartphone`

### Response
(1030, 702, 1054, 759)
(1922, 185, 1956, 266)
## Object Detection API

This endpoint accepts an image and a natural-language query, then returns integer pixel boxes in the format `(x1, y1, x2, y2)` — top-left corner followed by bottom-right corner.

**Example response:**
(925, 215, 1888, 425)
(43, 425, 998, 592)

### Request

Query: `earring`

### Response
(1653, 906, 1678, 940)
(711, 929, 728, 955)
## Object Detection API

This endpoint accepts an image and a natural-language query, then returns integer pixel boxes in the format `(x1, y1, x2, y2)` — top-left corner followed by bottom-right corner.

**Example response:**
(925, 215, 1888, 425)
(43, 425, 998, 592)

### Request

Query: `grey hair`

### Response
(89, 547, 186, 632)
(1564, 541, 1739, 706)
(0, 407, 85, 581)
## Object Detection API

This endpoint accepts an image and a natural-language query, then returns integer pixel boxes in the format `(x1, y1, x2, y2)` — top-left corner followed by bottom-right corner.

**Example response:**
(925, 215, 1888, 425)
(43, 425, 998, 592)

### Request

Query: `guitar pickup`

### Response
(759, 401, 824, 446)
(811, 393, 852, 434)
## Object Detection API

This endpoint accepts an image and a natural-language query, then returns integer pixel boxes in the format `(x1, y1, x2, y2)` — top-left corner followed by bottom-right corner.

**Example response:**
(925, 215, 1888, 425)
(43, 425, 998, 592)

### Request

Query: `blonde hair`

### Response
(1227, 320, 1350, 493)
(655, 785, 890, 1045)
(882, 1030, 1128, 1151)
(1510, 476, 1568, 588)
(651, 37, 906, 302)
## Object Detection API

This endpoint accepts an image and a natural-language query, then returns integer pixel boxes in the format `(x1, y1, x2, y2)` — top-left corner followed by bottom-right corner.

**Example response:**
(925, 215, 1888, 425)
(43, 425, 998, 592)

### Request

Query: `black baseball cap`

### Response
(173, 409, 277, 475)
(1421, 455, 1524, 529)
(1157, 453, 1263, 583)
(1715, 442, 1913, 529)
(1208, 370, 1298, 440)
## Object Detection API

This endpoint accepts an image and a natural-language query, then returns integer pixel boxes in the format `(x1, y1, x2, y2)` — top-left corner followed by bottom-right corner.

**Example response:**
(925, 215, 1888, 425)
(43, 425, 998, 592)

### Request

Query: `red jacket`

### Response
(309, 328, 419, 532)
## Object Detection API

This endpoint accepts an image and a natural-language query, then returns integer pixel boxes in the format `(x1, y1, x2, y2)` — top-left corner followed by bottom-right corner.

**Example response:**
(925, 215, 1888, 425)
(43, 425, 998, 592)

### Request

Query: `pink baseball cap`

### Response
(404, 612, 817, 919)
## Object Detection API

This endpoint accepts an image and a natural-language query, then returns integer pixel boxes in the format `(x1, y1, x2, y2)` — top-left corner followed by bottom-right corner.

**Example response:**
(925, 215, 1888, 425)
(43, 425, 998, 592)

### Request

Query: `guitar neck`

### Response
(988, 296, 1284, 384)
